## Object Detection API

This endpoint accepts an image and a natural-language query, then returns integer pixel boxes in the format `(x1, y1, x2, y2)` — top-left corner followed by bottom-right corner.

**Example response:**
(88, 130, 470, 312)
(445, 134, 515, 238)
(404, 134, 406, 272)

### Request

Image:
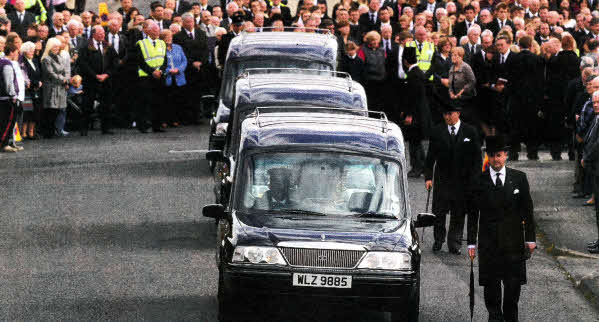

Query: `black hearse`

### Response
(204, 110, 435, 321)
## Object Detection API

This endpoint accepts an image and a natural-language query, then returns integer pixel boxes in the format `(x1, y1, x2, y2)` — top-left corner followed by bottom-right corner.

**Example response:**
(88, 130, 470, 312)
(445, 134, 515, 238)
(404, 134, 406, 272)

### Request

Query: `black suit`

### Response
(77, 40, 120, 133)
(8, 11, 35, 39)
(22, 57, 42, 122)
(358, 11, 381, 36)
(467, 167, 535, 322)
(48, 25, 67, 38)
(175, 0, 192, 15)
(217, 31, 240, 68)
(493, 50, 519, 133)
(461, 43, 481, 65)
(488, 19, 515, 36)
(425, 52, 452, 123)
(379, 38, 396, 57)
(417, 0, 445, 13)
(402, 65, 431, 173)
(174, 28, 210, 120)
(425, 121, 481, 249)
(453, 20, 476, 41)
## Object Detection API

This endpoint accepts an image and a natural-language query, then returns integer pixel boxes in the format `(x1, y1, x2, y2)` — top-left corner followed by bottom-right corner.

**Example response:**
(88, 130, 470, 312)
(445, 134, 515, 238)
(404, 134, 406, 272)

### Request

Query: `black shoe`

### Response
(572, 193, 589, 199)
(588, 240, 599, 248)
(137, 127, 149, 133)
(153, 128, 166, 133)
(569, 153, 576, 161)
(102, 130, 115, 135)
(448, 247, 462, 255)
(527, 153, 539, 160)
(551, 155, 563, 161)
(80, 130, 88, 136)
(432, 242, 442, 252)
(588, 245, 599, 254)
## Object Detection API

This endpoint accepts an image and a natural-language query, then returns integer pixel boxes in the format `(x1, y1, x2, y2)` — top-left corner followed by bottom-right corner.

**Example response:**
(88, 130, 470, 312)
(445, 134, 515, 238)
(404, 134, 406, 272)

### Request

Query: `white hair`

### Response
(67, 19, 81, 29)
(435, 7, 446, 16)
(459, 35, 469, 46)
(468, 24, 481, 34)
(381, 24, 392, 32)
(20, 41, 35, 54)
(481, 29, 493, 38)
(513, 17, 524, 25)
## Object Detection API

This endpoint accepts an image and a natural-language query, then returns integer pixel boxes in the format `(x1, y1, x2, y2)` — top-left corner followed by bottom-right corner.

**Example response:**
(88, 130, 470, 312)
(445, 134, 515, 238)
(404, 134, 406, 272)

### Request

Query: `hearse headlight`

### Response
(232, 246, 287, 265)
(357, 252, 411, 270)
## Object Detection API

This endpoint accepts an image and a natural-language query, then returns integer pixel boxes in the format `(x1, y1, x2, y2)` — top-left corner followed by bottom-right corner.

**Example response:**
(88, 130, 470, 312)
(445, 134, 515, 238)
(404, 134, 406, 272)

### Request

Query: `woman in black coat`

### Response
(425, 37, 452, 124)
(20, 41, 43, 140)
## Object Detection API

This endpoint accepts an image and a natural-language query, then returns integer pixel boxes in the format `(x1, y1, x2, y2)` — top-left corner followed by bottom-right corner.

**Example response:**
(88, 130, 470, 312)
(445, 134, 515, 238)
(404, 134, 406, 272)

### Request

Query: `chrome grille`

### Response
(279, 247, 365, 268)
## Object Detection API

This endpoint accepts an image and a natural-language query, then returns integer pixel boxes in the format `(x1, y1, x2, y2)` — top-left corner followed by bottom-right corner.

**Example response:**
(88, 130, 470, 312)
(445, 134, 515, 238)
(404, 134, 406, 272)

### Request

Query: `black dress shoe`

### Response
(138, 127, 149, 133)
(102, 130, 115, 135)
(551, 155, 563, 161)
(432, 242, 442, 252)
(448, 248, 462, 255)
(588, 245, 599, 254)
(80, 130, 88, 136)
(527, 153, 539, 160)
(153, 128, 166, 133)
(588, 240, 599, 248)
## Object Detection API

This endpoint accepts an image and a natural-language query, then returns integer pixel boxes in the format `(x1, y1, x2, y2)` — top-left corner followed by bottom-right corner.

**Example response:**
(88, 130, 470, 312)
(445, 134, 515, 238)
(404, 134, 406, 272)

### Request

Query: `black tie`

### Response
(417, 42, 422, 52)
(495, 173, 503, 187)
(152, 40, 156, 47)
(470, 45, 474, 56)
(370, 13, 375, 24)
(450, 126, 456, 143)
(500, 54, 505, 64)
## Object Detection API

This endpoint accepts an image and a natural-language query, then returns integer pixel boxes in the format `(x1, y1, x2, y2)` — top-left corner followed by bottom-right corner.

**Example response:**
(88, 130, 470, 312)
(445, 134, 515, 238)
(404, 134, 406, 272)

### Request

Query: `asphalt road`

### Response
(1, 125, 598, 321)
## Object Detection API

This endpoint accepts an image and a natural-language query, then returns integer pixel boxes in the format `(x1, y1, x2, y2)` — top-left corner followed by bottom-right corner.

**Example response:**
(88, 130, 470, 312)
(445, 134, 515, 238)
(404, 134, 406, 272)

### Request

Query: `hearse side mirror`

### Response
(203, 204, 225, 219)
(414, 213, 436, 228)
(205, 150, 226, 163)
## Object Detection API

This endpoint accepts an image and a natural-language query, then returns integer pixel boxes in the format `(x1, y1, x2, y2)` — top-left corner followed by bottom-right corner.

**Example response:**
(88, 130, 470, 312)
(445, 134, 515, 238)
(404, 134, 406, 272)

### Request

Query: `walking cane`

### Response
(469, 254, 475, 322)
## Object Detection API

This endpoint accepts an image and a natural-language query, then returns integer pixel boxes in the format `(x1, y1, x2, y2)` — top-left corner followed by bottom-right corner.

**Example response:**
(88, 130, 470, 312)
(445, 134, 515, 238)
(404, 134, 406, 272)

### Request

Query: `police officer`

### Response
(467, 135, 536, 322)
(425, 103, 481, 254)
(134, 20, 167, 133)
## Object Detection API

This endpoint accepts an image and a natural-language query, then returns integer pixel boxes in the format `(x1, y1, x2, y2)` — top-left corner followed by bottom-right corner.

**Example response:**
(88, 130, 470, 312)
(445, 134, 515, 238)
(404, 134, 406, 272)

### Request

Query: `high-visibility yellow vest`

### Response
(406, 40, 435, 81)
(137, 38, 166, 77)
(25, 0, 47, 24)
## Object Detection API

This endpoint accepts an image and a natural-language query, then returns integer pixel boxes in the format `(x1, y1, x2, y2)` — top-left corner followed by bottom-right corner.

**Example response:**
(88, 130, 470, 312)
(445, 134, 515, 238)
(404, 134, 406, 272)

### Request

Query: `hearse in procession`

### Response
(211, 69, 368, 205)
(204, 109, 435, 322)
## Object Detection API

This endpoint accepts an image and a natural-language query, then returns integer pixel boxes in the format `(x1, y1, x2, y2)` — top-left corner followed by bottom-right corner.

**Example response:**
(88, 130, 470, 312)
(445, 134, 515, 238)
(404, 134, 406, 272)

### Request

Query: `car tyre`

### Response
(390, 277, 420, 322)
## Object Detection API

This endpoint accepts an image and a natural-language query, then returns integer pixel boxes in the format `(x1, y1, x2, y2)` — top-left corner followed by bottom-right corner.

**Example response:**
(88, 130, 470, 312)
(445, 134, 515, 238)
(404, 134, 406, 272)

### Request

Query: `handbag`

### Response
(22, 96, 34, 112)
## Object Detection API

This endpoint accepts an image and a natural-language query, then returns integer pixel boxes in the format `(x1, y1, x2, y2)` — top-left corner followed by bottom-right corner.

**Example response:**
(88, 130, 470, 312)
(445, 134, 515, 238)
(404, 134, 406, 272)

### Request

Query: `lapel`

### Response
(503, 168, 515, 200)
(455, 123, 465, 145)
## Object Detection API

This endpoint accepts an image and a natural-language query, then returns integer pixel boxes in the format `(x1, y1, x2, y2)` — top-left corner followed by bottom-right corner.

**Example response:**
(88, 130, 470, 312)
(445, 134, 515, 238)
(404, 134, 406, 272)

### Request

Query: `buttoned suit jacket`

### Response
(7, 11, 36, 39)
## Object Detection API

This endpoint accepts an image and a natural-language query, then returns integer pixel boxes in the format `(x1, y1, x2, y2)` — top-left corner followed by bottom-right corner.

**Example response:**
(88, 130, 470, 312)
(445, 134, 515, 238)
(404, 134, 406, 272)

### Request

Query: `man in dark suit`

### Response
(508, 36, 544, 161)
(358, 0, 382, 36)
(48, 12, 67, 38)
(175, 0, 193, 15)
(385, 31, 412, 119)
(493, 35, 519, 136)
(582, 92, 599, 254)
(401, 47, 431, 178)
(378, 6, 400, 36)
(467, 135, 536, 322)
(149, 2, 171, 30)
(425, 104, 481, 254)
(488, 3, 515, 36)
(380, 24, 397, 56)
(67, 20, 88, 53)
(417, 0, 445, 14)
(218, 11, 244, 67)
(269, 0, 292, 26)
(174, 12, 210, 123)
(77, 26, 120, 135)
(461, 24, 482, 65)
(106, 18, 129, 124)
(453, 4, 476, 41)
(7, 0, 35, 39)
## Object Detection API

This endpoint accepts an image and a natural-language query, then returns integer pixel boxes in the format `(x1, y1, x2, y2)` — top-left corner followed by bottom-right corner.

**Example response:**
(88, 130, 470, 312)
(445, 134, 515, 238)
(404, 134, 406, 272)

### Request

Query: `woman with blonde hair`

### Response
(41, 37, 69, 138)
(357, 30, 386, 111)
(438, 16, 452, 36)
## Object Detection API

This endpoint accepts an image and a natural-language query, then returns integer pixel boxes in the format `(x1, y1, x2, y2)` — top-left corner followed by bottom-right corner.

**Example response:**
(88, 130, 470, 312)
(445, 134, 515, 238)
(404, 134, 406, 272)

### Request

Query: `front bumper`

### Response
(223, 264, 418, 310)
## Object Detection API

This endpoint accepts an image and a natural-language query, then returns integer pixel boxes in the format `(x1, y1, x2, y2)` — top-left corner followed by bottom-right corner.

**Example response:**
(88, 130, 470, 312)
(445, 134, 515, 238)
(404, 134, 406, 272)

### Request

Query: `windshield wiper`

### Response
(352, 212, 397, 219)
(279, 209, 327, 216)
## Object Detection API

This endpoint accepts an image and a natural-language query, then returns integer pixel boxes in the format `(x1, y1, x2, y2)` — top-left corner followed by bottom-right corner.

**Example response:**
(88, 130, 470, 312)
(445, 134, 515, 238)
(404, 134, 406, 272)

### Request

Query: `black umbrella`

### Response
(469, 255, 475, 322)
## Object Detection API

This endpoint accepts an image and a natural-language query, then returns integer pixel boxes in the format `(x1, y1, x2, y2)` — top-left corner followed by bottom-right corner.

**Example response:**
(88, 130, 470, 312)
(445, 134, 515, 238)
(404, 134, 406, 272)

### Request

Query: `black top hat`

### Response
(485, 135, 510, 154)
(441, 100, 462, 112)
(403, 47, 417, 65)
(231, 11, 245, 25)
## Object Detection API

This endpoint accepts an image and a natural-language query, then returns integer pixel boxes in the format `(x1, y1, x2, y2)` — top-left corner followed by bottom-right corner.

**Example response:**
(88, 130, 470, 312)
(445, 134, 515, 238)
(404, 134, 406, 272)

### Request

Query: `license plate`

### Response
(292, 273, 352, 288)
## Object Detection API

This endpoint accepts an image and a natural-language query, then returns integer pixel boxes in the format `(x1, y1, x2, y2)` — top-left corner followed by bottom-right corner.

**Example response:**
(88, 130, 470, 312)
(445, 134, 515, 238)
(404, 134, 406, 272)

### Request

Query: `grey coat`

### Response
(448, 61, 477, 100)
(41, 53, 70, 110)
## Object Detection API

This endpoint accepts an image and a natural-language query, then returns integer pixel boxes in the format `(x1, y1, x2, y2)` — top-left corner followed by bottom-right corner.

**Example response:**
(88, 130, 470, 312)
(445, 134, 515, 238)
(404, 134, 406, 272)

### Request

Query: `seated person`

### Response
(254, 168, 296, 210)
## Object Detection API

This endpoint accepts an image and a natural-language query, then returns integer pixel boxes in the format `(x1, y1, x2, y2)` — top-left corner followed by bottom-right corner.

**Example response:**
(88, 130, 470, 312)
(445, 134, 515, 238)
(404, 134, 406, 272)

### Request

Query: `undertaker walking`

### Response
(467, 135, 537, 322)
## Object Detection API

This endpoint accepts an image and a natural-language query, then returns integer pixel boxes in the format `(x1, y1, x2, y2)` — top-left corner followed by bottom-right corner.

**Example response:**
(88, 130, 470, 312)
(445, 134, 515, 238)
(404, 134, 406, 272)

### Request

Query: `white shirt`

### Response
(397, 46, 406, 79)
(447, 119, 461, 136)
(500, 49, 510, 64)
(489, 165, 506, 186)
(11, 60, 25, 102)
(94, 40, 103, 52)
(109, 33, 119, 53)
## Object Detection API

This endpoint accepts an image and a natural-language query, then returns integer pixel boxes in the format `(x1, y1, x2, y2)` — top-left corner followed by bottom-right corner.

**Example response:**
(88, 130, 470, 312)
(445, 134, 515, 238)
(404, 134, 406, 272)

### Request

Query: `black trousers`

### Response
(136, 77, 163, 131)
(82, 83, 113, 133)
(364, 79, 386, 112)
(433, 198, 465, 249)
(0, 100, 15, 148)
(484, 277, 521, 322)
(591, 174, 599, 240)
(41, 108, 60, 138)
(408, 138, 425, 171)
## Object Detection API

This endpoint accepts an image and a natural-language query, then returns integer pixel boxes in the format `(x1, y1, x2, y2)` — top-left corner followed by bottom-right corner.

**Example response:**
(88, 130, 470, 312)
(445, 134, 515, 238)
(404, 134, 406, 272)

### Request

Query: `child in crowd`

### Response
(340, 41, 364, 85)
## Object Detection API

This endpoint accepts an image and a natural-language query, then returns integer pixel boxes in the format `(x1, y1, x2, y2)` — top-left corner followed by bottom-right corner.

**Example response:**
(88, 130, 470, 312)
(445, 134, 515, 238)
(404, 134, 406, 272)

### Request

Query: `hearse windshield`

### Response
(238, 152, 406, 218)
(220, 58, 332, 107)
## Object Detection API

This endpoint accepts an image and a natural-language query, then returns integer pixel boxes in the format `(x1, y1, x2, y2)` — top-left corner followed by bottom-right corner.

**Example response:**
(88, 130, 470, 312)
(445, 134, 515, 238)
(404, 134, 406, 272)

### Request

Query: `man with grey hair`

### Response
(220, 2, 239, 30)
(174, 12, 209, 124)
(67, 20, 87, 56)
(434, 7, 446, 31)
(199, 10, 216, 36)
(462, 24, 481, 63)
(49, 12, 67, 37)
